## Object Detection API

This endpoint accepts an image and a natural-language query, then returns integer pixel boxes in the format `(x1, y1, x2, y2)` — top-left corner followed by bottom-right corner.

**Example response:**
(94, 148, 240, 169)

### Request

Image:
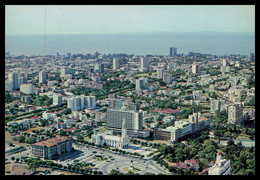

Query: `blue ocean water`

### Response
(5, 32, 255, 56)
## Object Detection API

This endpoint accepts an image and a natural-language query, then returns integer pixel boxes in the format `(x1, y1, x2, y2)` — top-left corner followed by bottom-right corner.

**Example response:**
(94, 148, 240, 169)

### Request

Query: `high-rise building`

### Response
(127, 102, 140, 111)
(208, 152, 231, 175)
(39, 70, 47, 83)
(20, 84, 35, 95)
(247, 53, 254, 62)
(192, 64, 200, 74)
(109, 99, 122, 110)
(168, 62, 177, 70)
(157, 68, 164, 79)
(53, 93, 63, 106)
(8, 72, 18, 90)
(106, 109, 143, 132)
(140, 57, 150, 72)
(5, 51, 10, 55)
(61, 67, 73, 77)
(113, 58, 119, 70)
(169, 47, 177, 57)
(163, 72, 172, 84)
(95, 63, 104, 73)
(135, 78, 145, 90)
(5, 80, 13, 91)
(67, 95, 96, 111)
(228, 103, 243, 125)
(210, 99, 227, 113)
(222, 59, 228, 66)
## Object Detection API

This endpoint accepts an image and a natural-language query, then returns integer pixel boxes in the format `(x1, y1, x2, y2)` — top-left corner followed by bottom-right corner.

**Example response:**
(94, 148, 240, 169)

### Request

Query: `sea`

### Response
(5, 31, 255, 56)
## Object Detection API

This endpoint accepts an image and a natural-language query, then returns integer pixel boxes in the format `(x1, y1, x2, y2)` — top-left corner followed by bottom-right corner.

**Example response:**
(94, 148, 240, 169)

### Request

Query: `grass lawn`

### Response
(236, 134, 252, 140)
(122, 167, 141, 173)
(99, 127, 106, 132)
(84, 136, 89, 142)
(5, 132, 29, 148)
(163, 158, 176, 167)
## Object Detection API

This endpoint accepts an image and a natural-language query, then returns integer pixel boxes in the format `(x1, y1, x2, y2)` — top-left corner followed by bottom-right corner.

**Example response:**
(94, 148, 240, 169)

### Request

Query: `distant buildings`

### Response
(169, 47, 177, 57)
(20, 84, 35, 95)
(247, 53, 254, 62)
(228, 103, 243, 125)
(168, 62, 177, 70)
(210, 99, 227, 113)
(140, 56, 150, 72)
(113, 58, 119, 70)
(39, 70, 47, 83)
(109, 99, 122, 110)
(135, 78, 148, 91)
(157, 67, 164, 79)
(163, 72, 172, 84)
(95, 63, 104, 73)
(192, 64, 200, 74)
(67, 95, 96, 111)
(208, 152, 230, 175)
(53, 93, 63, 106)
(8, 72, 18, 90)
(61, 67, 73, 77)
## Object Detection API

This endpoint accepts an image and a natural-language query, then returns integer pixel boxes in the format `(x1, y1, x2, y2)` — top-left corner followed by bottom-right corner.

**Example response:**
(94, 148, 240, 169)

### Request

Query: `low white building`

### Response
(91, 118, 129, 149)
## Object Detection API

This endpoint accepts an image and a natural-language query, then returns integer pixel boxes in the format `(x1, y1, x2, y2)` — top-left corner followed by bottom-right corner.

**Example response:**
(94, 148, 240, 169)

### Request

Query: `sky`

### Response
(5, 5, 255, 35)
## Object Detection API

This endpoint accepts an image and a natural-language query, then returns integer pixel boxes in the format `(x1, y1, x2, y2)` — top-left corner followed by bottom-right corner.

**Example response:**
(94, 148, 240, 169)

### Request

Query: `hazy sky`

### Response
(5, 5, 255, 35)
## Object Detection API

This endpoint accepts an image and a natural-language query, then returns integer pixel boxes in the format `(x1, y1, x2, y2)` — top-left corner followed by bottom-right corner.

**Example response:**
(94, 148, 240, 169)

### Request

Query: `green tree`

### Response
(64, 108, 72, 115)
(108, 169, 124, 175)
(25, 137, 36, 144)
(11, 157, 15, 161)
(16, 135, 26, 143)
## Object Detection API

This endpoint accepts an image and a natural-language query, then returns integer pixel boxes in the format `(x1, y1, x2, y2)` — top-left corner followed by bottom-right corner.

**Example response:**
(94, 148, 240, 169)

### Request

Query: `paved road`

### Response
(5, 143, 171, 175)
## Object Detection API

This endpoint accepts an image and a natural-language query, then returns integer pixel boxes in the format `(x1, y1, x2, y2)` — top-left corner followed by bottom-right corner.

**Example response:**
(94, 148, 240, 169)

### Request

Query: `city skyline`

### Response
(6, 5, 255, 36)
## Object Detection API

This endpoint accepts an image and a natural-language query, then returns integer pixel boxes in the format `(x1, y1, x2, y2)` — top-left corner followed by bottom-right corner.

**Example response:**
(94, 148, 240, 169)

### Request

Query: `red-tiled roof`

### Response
(173, 162, 190, 169)
(151, 108, 162, 112)
(32, 136, 70, 147)
(30, 116, 39, 120)
(185, 159, 198, 165)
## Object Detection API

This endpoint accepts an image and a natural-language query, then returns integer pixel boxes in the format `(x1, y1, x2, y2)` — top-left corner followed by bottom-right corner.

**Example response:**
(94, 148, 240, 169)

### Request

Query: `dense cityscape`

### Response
(5, 48, 255, 175)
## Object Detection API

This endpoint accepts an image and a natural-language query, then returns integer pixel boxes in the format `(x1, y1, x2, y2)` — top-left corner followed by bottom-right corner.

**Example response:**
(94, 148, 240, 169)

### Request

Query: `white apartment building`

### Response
(208, 152, 231, 175)
(163, 72, 172, 84)
(8, 72, 18, 90)
(67, 95, 96, 111)
(109, 99, 122, 110)
(53, 93, 63, 106)
(168, 62, 177, 70)
(140, 57, 150, 72)
(61, 67, 73, 77)
(113, 58, 119, 70)
(192, 64, 200, 74)
(157, 68, 164, 79)
(39, 70, 47, 83)
(20, 84, 35, 95)
(228, 103, 243, 125)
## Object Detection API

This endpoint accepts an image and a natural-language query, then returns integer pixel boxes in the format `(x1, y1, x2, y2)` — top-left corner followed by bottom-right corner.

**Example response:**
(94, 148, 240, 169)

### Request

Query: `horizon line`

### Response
(5, 31, 255, 36)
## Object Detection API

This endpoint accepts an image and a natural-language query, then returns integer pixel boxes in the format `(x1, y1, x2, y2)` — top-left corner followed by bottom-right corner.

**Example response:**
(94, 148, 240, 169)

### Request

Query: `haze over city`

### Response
(6, 5, 255, 35)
